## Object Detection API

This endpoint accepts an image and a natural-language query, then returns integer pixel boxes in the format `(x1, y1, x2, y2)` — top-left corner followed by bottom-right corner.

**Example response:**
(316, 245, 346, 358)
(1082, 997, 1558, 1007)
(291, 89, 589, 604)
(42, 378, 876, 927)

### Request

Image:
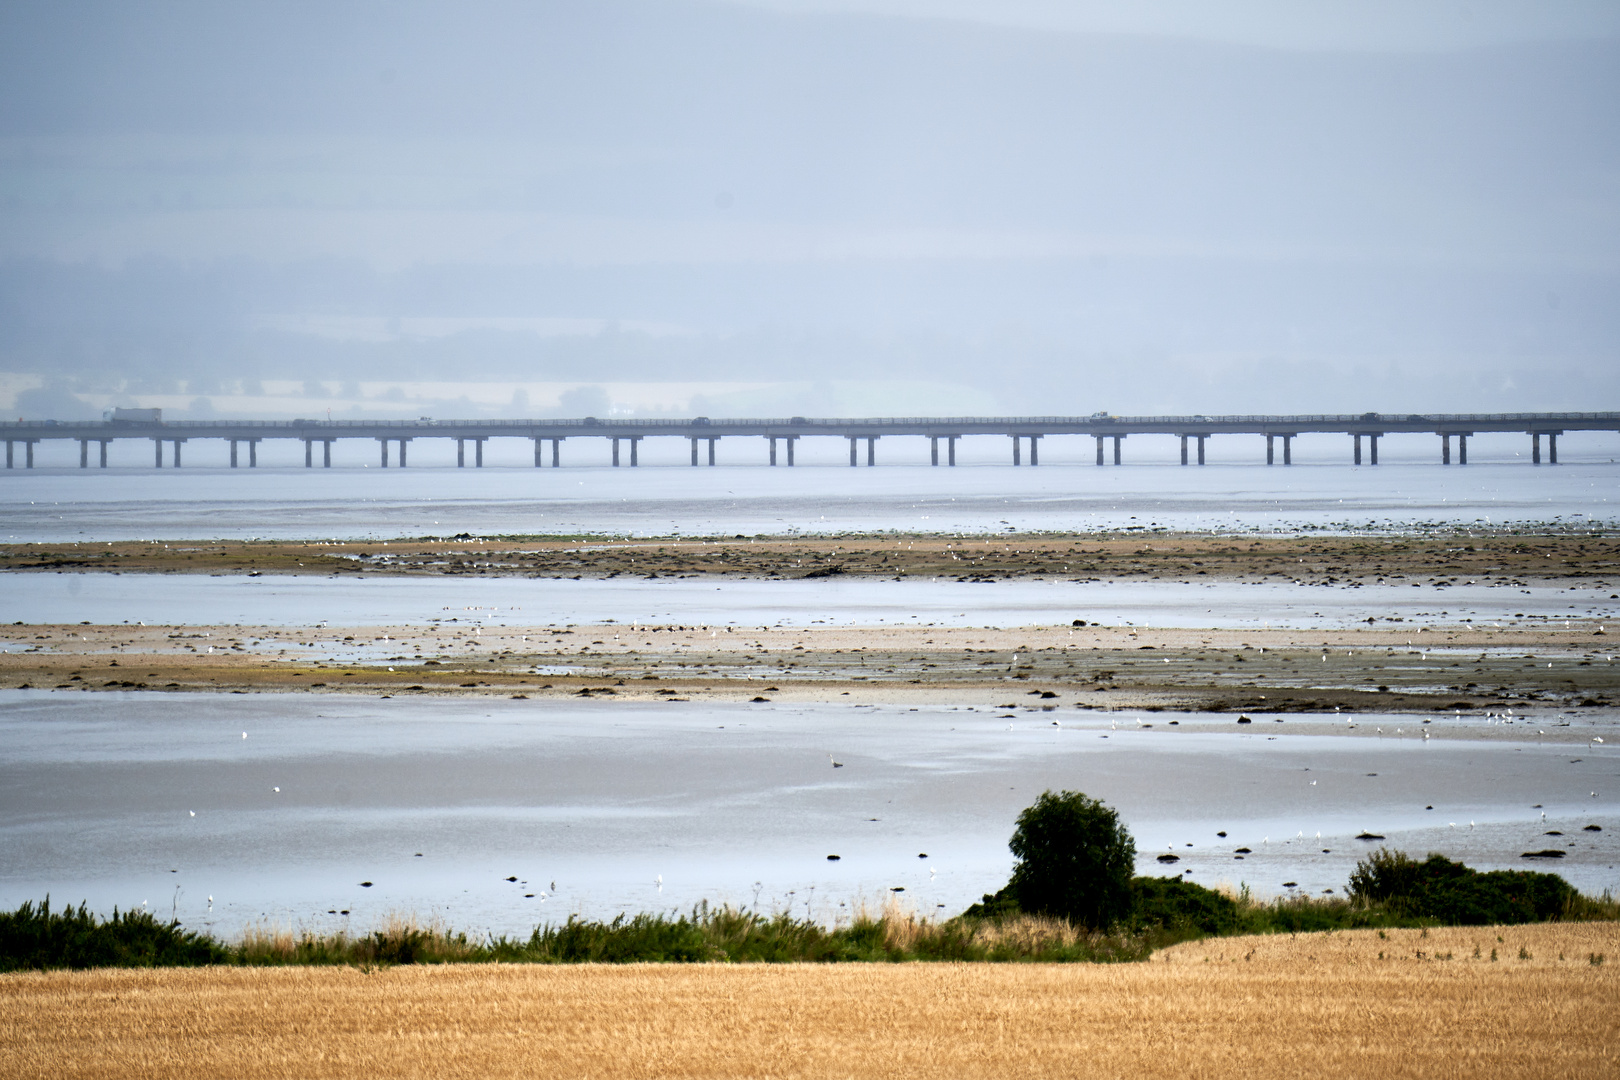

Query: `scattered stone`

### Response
(1355, 832, 1385, 841)
(1522, 850, 1566, 859)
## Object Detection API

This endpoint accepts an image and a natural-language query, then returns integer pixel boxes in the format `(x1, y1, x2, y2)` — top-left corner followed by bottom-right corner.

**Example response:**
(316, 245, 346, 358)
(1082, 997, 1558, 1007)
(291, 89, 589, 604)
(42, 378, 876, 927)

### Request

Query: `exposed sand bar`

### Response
(3, 923, 1616, 1080)
(4, 531, 1618, 584)
(6, 619, 1616, 713)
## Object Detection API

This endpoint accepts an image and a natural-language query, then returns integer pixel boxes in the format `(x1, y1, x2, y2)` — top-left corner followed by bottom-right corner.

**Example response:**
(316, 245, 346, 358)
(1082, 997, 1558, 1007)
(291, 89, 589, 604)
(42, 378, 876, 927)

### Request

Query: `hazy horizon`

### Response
(3, 0, 1616, 420)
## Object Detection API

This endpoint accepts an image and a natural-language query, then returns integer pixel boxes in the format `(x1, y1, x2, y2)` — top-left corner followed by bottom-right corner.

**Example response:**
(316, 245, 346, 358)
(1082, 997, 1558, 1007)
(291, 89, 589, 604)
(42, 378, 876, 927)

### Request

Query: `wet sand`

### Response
(4, 531, 1618, 586)
(4, 619, 1616, 713)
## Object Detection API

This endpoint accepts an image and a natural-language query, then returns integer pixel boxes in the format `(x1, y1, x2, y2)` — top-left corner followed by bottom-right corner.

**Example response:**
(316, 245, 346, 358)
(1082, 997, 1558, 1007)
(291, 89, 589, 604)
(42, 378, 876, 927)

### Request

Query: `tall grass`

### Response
(5, 884, 1617, 971)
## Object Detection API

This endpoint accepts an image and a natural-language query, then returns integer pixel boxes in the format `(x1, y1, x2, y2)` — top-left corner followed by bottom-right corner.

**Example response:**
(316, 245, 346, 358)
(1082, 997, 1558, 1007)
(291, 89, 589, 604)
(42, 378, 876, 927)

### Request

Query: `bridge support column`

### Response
(1183, 435, 1190, 466)
(1441, 433, 1450, 465)
(249, 440, 258, 468)
(171, 440, 182, 468)
(1353, 434, 1362, 466)
(99, 440, 109, 467)
(770, 437, 778, 466)
(709, 438, 718, 466)
(552, 439, 561, 467)
(849, 437, 858, 467)
(1265, 434, 1273, 465)
(230, 440, 238, 468)
(1458, 434, 1468, 465)
(1283, 435, 1292, 465)
(1112, 435, 1122, 466)
(1030, 435, 1040, 466)
(153, 439, 163, 468)
(398, 439, 408, 467)
(1011, 436, 1021, 466)
(629, 437, 639, 466)
(786, 436, 797, 466)
(930, 436, 938, 466)
(1197, 436, 1206, 465)
(692, 438, 701, 467)
(79, 439, 88, 468)
(533, 439, 543, 467)
(947, 435, 958, 465)
(324, 440, 333, 468)
(1095, 436, 1105, 466)
(611, 437, 620, 467)
(4, 440, 10, 469)
(1369, 434, 1380, 466)
(866, 437, 876, 466)
(378, 439, 389, 468)
(457, 439, 466, 467)
(1549, 433, 1559, 465)
(305, 439, 314, 468)
(1531, 433, 1540, 464)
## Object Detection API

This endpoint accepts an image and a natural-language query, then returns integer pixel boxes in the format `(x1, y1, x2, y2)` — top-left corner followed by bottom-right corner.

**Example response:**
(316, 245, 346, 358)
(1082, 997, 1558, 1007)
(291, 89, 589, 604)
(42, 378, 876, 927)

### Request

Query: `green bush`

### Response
(1129, 876, 1238, 935)
(1002, 790, 1137, 930)
(0, 897, 228, 972)
(1348, 849, 1575, 924)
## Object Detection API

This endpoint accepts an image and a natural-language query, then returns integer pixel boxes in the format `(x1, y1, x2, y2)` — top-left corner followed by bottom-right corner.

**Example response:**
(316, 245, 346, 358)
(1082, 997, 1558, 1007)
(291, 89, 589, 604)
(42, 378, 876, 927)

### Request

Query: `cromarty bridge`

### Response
(2, 412, 1616, 470)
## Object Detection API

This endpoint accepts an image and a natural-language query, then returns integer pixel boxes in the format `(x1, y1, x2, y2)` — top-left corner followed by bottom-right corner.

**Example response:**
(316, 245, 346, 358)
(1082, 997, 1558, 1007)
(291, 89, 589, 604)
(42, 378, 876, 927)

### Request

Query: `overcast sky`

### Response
(2, 0, 1616, 418)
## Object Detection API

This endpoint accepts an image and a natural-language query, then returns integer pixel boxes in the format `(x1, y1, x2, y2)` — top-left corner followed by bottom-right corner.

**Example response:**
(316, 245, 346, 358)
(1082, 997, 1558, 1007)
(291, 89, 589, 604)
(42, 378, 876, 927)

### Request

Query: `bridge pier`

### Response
(611, 437, 620, 467)
(1197, 435, 1206, 465)
(866, 436, 876, 466)
(304, 439, 314, 468)
(1112, 435, 1122, 466)
(1532, 433, 1540, 465)
(947, 435, 958, 465)
(4, 440, 9, 469)
(709, 437, 718, 466)
(1011, 436, 1020, 466)
(930, 436, 938, 466)
(692, 438, 701, 467)
(79, 439, 88, 468)
(1031, 435, 1040, 466)
(629, 437, 640, 466)
(1282, 434, 1292, 465)
(458, 439, 465, 467)
(1549, 433, 1559, 465)
(552, 438, 561, 467)
(1441, 433, 1450, 465)
(324, 439, 333, 468)
(1184, 435, 1191, 466)
(153, 438, 163, 468)
(230, 440, 238, 468)
(771, 437, 779, 466)
(1095, 436, 1105, 466)
(787, 436, 796, 466)
(1265, 434, 1273, 465)
(1458, 434, 1468, 465)
(99, 440, 109, 468)
(848, 437, 857, 467)
(1353, 434, 1361, 466)
(249, 440, 258, 468)
(1369, 434, 1380, 466)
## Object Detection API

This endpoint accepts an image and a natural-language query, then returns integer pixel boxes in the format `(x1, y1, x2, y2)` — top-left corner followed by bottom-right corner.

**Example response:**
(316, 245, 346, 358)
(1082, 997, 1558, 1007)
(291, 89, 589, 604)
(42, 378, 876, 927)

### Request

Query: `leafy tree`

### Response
(1004, 790, 1137, 929)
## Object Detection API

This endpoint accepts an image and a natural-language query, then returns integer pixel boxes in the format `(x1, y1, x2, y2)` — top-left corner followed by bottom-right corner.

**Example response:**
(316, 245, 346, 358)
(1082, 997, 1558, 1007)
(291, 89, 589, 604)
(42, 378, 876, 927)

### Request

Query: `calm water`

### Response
(1, 458, 1615, 541)
(1, 693, 1614, 939)
(3, 573, 1616, 631)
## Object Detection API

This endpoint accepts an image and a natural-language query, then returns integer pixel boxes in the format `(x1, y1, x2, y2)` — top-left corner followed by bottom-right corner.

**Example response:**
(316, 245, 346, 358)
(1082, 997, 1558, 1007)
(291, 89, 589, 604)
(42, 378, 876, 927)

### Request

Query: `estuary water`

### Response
(3, 573, 1617, 631)
(0, 457, 1616, 542)
(1, 692, 1614, 939)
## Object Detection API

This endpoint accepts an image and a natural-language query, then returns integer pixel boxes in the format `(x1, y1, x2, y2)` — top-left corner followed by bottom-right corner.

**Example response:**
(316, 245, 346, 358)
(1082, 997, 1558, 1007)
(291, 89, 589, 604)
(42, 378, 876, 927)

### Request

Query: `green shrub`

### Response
(1129, 876, 1238, 935)
(1348, 849, 1574, 924)
(0, 897, 228, 972)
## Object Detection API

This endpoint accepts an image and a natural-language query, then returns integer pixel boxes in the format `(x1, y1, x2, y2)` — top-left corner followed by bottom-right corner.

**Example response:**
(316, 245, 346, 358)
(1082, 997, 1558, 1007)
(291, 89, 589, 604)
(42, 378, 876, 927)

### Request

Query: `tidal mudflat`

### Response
(1, 692, 1614, 939)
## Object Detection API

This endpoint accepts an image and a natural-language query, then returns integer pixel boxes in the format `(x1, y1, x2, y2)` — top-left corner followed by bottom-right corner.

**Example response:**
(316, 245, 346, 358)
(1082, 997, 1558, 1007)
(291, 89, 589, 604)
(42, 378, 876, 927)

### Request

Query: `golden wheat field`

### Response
(3, 923, 1617, 1080)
